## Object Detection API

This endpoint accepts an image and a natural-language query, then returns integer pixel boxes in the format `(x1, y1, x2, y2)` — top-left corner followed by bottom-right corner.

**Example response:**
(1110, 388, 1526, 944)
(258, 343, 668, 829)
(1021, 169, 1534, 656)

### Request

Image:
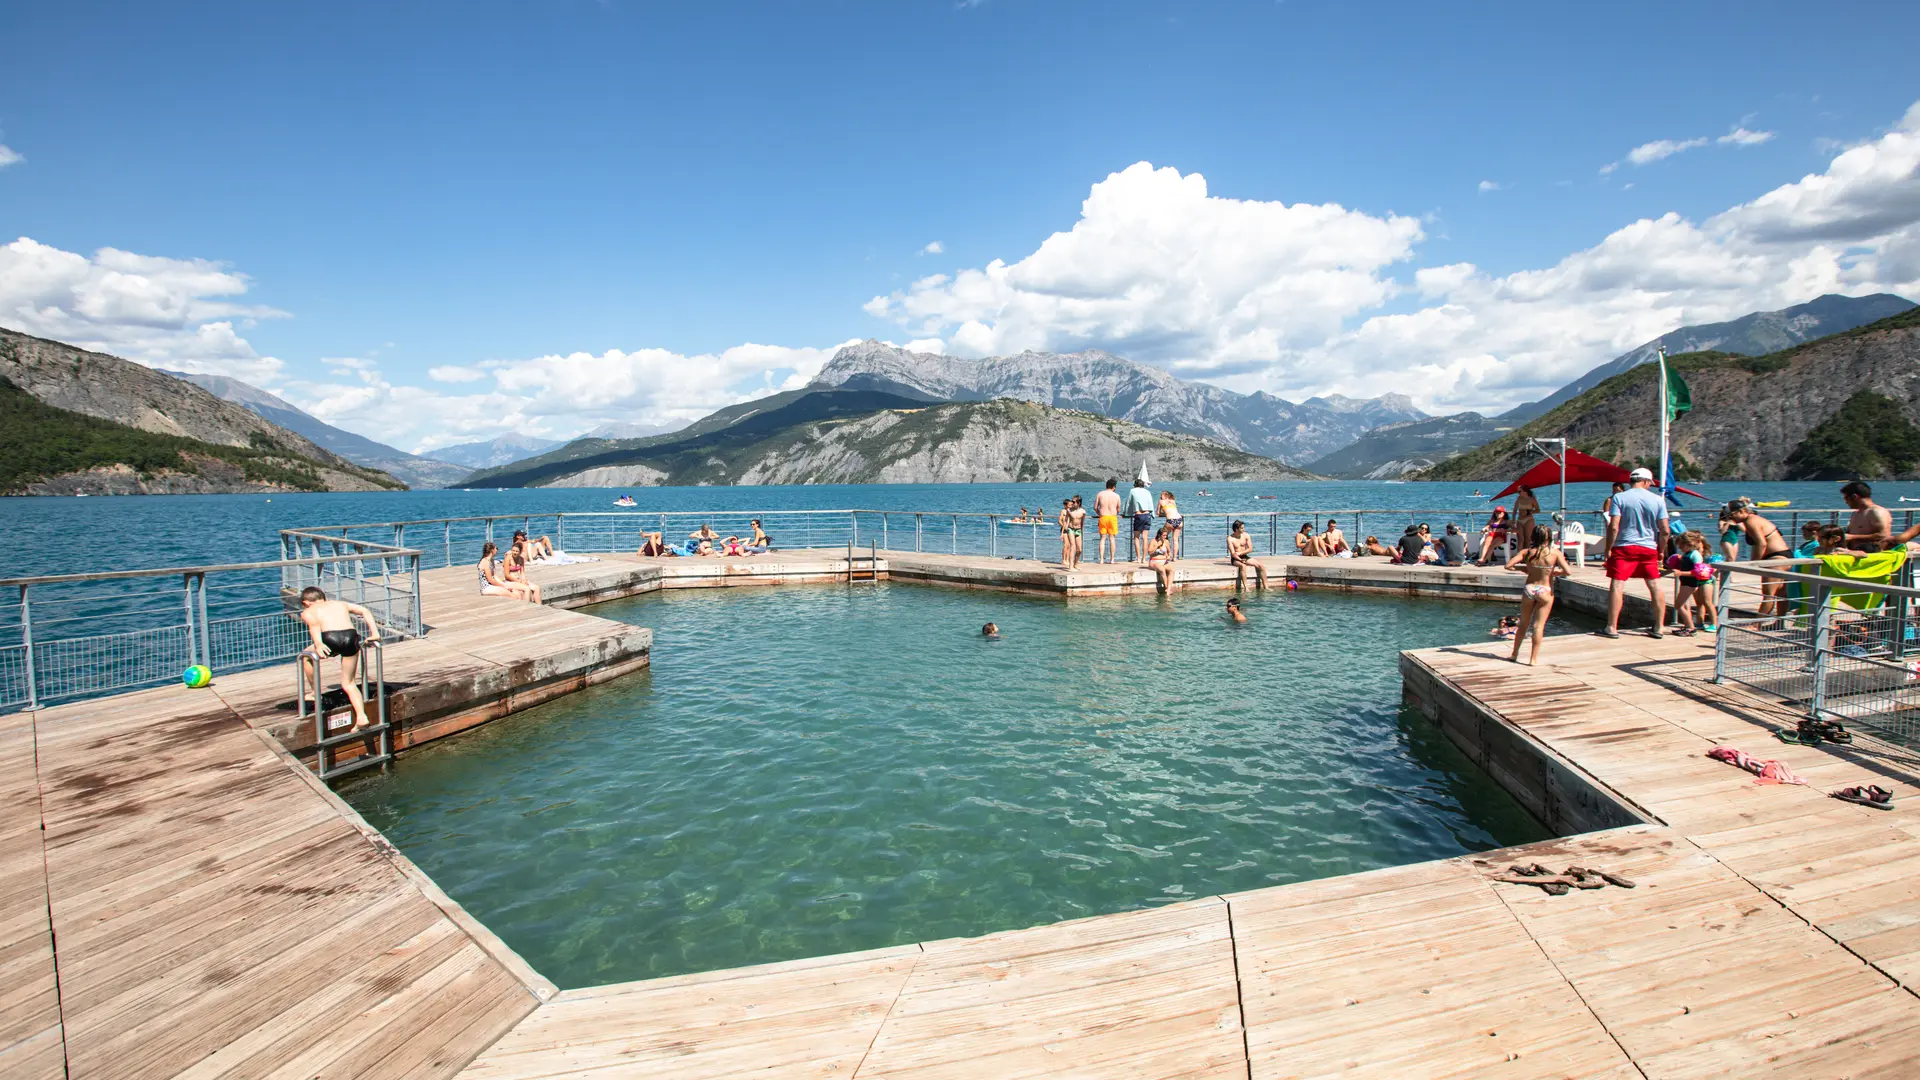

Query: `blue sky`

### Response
(2, 1, 1917, 450)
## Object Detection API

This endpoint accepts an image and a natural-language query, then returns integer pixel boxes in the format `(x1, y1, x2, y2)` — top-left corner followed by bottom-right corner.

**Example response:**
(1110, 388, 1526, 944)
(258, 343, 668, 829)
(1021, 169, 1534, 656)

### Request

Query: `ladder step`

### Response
(319, 752, 392, 781)
(316, 721, 393, 749)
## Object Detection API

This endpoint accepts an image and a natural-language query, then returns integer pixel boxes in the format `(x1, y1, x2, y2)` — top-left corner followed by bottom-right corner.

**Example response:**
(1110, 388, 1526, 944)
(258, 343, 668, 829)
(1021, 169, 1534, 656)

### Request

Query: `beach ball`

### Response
(182, 665, 213, 689)
(1285, 578, 1299, 591)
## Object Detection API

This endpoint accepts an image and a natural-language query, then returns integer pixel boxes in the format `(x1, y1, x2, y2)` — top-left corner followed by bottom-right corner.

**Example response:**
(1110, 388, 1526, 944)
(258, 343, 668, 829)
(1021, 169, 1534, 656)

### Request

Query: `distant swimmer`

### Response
(982, 622, 1000, 639)
(1225, 597, 1247, 624)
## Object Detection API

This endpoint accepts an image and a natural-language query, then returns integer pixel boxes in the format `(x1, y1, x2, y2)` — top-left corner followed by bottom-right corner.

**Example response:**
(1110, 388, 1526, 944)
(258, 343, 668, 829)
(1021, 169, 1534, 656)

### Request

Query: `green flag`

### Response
(1664, 363, 1692, 423)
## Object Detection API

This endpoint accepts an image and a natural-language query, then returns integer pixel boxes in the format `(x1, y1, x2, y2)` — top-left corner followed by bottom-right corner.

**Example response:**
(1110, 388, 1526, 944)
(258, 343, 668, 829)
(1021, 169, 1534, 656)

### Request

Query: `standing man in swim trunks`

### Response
(297, 586, 381, 730)
(1092, 479, 1123, 564)
(1841, 481, 1892, 552)
(1601, 467, 1669, 639)
(1066, 495, 1088, 569)
(1126, 479, 1156, 563)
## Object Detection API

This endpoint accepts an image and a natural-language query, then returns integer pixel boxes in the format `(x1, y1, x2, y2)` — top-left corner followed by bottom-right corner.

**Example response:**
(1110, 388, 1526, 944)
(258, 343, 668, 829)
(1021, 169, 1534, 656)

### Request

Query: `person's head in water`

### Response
(299, 586, 327, 607)
(981, 622, 999, 638)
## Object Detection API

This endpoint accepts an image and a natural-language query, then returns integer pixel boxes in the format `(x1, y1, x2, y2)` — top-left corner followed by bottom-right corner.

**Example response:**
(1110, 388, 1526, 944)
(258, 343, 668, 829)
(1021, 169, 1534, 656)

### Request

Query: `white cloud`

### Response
(1477, 180, 1501, 193)
(1626, 137, 1709, 165)
(427, 364, 487, 383)
(0, 144, 21, 168)
(919, 241, 944, 255)
(0, 236, 288, 383)
(865, 100, 1920, 414)
(864, 161, 1423, 378)
(1719, 127, 1775, 147)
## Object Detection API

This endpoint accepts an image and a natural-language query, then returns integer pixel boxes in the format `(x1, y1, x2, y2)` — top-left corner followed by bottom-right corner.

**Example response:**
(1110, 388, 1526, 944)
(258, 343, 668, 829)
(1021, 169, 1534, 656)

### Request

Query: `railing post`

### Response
(411, 554, 424, 637)
(445, 521, 452, 568)
(882, 514, 888, 551)
(20, 585, 36, 711)
(1711, 568, 1732, 684)
(951, 515, 957, 554)
(851, 513, 860, 547)
(916, 513, 923, 553)
(196, 572, 211, 667)
(183, 574, 199, 673)
(1809, 581, 1832, 718)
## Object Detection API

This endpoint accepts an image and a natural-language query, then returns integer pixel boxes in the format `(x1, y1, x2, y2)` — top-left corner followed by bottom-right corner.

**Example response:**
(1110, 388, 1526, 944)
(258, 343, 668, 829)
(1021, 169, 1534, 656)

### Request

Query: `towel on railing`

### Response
(1816, 550, 1909, 610)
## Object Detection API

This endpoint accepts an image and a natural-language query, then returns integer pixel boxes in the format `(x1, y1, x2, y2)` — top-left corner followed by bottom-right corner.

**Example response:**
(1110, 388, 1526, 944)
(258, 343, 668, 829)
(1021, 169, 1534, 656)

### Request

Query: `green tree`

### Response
(1784, 391, 1920, 479)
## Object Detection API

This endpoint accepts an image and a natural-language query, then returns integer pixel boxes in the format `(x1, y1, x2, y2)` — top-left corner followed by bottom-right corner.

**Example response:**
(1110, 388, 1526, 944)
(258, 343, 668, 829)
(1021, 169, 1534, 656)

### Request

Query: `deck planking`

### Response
(15, 543, 1920, 1077)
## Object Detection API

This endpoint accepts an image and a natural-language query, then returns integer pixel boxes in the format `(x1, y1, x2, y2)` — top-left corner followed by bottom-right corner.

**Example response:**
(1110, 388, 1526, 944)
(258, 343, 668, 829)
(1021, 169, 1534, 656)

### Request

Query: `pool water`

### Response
(343, 584, 1577, 988)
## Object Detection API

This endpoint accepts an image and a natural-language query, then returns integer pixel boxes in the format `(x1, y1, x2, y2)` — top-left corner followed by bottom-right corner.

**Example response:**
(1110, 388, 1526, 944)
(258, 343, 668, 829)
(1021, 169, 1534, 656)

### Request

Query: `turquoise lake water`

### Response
(341, 582, 1579, 989)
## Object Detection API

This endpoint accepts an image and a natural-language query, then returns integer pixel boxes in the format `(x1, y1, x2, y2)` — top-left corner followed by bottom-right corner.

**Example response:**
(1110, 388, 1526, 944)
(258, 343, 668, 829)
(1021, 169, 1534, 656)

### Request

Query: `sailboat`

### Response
(1137, 460, 1151, 488)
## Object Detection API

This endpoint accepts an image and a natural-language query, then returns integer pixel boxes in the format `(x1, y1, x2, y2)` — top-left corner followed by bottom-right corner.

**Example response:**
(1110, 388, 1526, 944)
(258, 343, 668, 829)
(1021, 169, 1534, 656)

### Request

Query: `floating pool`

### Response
(343, 584, 1572, 988)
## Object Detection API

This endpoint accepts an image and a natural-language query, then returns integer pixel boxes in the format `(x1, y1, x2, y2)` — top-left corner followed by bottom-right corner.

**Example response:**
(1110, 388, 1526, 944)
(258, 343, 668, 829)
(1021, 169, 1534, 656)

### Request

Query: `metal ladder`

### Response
(846, 541, 880, 583)
(296, 637, 392, 782)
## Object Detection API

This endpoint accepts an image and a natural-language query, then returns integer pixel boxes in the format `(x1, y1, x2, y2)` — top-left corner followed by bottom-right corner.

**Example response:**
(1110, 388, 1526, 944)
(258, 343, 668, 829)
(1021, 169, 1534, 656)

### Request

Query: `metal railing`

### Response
(280, 505, 1885, 568)
(1, 537, 423, 712)
(1713, 555, 1919, 747)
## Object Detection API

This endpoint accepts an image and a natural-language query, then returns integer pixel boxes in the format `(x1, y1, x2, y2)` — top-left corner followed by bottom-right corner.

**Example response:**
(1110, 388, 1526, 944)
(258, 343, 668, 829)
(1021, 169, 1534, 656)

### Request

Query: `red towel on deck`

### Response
(1707, 745, 1808, 786)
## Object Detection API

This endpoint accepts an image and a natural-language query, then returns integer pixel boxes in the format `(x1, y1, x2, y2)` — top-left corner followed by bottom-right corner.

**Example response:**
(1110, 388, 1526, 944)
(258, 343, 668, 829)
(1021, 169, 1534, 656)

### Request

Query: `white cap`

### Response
(1629, 467, 1654, 481)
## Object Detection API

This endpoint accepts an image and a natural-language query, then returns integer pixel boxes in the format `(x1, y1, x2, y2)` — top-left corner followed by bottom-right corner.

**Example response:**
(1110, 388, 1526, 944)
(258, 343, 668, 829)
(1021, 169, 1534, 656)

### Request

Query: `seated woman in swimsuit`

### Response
(1295, 522, 1325, 556)
(512, 530, 556, 562)
(748, 520, 771, 548)
(1504, 524, 1571, 666)
(476, 542, 539, 603)
(1478, 507, 1511, 565)
(1146, 524, 1176, 591)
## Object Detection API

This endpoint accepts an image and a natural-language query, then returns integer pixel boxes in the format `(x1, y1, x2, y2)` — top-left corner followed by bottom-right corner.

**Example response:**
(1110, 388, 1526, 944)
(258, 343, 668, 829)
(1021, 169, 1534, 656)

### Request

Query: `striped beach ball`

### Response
(182, 665, 213, 689)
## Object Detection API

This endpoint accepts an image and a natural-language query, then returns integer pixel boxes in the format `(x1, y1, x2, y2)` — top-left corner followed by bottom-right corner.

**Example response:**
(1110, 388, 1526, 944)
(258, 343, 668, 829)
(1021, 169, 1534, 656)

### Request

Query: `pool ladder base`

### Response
(846, 542, 880, 584)
(296, 638, 393, 783)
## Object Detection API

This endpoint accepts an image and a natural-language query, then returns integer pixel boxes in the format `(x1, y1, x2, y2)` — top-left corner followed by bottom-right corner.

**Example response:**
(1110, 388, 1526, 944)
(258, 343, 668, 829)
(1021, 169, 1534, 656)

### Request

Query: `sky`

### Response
(2, 1, 1917, 454)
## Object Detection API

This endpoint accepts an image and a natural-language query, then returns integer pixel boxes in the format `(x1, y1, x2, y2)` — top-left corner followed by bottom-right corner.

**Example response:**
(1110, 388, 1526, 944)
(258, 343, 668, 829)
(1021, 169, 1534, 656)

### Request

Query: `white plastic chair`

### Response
(1558, 521, 1588, 568)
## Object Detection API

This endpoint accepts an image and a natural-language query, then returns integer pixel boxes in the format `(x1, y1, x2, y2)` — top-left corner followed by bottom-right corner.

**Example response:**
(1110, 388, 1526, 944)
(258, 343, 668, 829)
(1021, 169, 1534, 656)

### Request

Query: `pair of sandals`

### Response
(1833, 784, 1896, 810)
(1780, 718, 1853, 746)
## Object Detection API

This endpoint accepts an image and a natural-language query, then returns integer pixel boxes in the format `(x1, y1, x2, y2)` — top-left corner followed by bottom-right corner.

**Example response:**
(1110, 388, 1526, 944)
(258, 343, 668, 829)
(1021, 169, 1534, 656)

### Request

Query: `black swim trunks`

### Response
(319, 629, 362, 657)
(1133, 512, 1153, 533)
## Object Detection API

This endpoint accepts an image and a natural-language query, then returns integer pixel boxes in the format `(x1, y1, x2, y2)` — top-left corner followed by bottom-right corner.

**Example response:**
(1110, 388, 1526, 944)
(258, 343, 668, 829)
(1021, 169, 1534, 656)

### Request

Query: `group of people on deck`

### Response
(637, 520, 773, 558)
(1056, 478, 1188, 587)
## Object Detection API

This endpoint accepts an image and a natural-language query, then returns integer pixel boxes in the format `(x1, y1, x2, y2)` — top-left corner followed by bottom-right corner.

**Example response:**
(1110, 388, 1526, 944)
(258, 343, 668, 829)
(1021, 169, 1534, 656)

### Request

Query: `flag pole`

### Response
(1657, 345, 1671, 502)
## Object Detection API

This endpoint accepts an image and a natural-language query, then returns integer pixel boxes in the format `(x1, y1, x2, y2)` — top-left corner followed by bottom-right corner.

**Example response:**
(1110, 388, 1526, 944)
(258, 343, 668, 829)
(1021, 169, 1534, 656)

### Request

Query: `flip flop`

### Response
(1832, 785, 1896, 810)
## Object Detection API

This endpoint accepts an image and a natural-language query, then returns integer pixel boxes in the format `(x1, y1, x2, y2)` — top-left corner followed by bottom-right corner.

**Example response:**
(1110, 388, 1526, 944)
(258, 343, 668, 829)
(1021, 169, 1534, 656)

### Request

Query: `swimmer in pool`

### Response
(982, 622, 1000, 639)
(1225, 597, 1246, 624)
(297, 586, 381, 729)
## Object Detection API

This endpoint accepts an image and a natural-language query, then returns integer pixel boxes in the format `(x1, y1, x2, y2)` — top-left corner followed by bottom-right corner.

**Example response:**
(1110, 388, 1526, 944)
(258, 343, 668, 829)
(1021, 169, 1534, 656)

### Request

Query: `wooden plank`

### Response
(0, 711, 64, 1080)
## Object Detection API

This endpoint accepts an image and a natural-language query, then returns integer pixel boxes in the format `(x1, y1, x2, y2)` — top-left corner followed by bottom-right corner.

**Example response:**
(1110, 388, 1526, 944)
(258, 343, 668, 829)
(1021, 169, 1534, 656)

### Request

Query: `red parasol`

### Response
(1489, 448, 1706, 500)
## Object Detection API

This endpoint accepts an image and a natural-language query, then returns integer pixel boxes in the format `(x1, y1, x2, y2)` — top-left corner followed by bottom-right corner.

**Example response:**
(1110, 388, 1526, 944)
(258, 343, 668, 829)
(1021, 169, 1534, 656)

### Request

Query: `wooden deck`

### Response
(7, 549, 1917, 1077)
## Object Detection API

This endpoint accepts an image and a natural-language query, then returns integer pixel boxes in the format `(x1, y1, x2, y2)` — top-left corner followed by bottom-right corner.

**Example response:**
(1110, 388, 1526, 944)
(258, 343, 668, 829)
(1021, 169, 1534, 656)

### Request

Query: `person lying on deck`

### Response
(1362, 535, 1394, 558)
(638, 532, 675, 557)
(513, 530, 556, 561)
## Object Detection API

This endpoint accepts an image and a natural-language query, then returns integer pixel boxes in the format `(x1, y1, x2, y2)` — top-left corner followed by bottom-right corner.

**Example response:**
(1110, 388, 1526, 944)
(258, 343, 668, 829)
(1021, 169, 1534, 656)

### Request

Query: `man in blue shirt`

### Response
(1601, 467, 1670, 638)
(1125, 479, 1155, 562)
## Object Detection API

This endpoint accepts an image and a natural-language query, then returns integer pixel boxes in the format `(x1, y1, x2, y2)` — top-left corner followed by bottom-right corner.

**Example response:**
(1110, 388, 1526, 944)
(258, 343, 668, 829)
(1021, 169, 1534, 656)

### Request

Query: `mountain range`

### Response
(425, 432, 564, 471)
(809, 341, 1426, 465)
(1312, 293, 1916, 478)
(464, 387, 1311, 487)
(1418, 307, 1920, 482)
(1, 329, 403, 494)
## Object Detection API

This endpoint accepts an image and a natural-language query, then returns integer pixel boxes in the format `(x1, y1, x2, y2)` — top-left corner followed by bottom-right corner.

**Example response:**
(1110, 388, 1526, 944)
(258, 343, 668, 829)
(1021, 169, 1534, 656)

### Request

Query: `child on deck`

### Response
(1666, 530, 1718, 636)
(297, 587, 382, 730)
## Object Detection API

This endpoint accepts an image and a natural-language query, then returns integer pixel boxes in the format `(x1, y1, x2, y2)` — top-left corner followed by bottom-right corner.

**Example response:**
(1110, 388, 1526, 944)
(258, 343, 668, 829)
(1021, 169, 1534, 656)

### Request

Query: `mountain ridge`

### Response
(810, 341, 1425, 464)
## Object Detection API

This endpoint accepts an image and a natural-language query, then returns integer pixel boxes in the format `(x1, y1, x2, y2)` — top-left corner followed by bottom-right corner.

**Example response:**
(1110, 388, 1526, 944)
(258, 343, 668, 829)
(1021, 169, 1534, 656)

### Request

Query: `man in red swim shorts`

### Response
(1601, 467, 1670, 639)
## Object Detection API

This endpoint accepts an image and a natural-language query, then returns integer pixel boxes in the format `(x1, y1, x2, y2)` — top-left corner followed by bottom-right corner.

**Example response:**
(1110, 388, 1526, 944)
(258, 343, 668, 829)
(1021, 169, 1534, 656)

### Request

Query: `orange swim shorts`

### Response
(1098, 514, 1119, 536)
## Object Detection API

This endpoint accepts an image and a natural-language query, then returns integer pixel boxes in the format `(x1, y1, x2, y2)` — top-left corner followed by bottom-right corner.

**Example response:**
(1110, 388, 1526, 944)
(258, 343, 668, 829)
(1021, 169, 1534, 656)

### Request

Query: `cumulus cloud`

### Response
(864, 161, 1423, 378)
(0, 144, 21, 168)
(1719, 127, 1775, 146)
(0, 237, 288, 383)
(865, 101, 1920, 414)
(282, 340, 863, 453)
(919, 241, 944, 255)
(1626, 137, 1709, 165)
(1477, 180, 1501, 193)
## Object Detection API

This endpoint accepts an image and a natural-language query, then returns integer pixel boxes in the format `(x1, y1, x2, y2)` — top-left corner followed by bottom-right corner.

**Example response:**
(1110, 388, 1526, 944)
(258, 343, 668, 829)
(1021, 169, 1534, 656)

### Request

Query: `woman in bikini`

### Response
(1067, 495, 1082, 568)
(477, 542, 539, 603)
(1295, 522, 1324, 556)
(1146, 524, 1175, 591)
(1728, 501, 1792, 618)
(1478, 506, 1510, 565)
(1505, 524, 1571, 666)
(749, 520, 771, 548)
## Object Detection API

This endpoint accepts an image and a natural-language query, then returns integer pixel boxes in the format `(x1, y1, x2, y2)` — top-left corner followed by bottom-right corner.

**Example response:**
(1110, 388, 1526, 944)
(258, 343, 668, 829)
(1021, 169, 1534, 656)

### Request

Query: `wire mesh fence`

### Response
(1714, 557, 1920, 748)
(2, 538, 422, 712)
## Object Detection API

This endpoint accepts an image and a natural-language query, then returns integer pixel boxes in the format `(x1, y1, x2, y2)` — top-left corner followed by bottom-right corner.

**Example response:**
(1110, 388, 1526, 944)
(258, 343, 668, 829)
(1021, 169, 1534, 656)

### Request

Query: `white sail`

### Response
(1137, 460, 1151, 487)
